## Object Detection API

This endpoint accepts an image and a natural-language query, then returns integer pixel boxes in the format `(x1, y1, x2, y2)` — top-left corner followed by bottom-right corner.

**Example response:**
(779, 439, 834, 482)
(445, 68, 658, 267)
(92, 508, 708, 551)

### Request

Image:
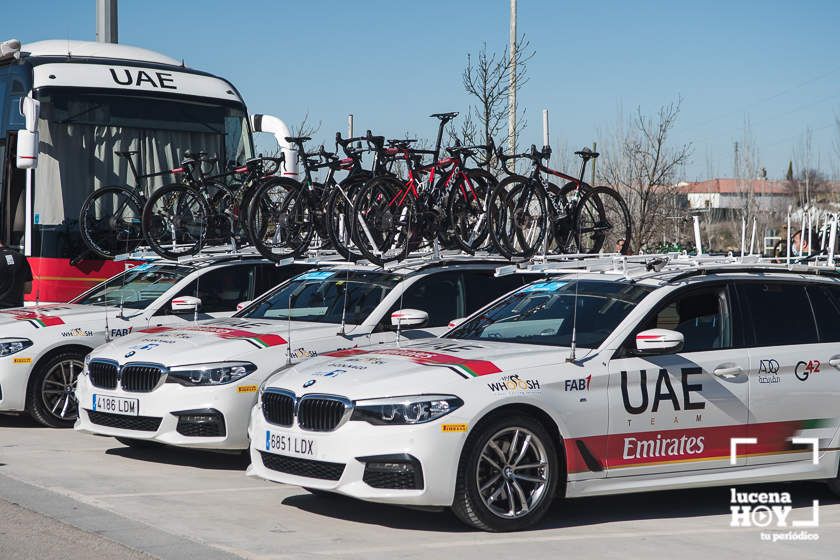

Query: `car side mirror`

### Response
(391, 308, 429, 329)
(634, 328, 684, 355)
(236, 300, 253, 312)
(171, 296, 201, 314)
(447, 317, 466, 329)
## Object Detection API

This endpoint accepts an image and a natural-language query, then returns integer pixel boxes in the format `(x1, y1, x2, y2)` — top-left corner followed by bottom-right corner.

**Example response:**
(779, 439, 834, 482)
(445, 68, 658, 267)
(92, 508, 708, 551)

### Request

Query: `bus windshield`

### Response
(32, 89, 252, 258)
(72, 264, 194, 310)
(239, 270, 401, 325)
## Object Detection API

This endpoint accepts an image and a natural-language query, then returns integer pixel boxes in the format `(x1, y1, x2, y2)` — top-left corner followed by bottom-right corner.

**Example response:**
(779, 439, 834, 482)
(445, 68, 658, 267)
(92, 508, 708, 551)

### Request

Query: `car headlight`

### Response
(0, 338, 33, 357)
(351, 395, 463, 425)
(166, 361, 257, 386)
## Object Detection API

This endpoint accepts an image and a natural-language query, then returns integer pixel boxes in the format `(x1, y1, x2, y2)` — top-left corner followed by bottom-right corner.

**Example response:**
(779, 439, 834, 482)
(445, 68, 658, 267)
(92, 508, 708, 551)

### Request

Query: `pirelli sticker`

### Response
(237, 385, 258, 393)
(13, 357, 32, 364)
(441, 423, 468, 433)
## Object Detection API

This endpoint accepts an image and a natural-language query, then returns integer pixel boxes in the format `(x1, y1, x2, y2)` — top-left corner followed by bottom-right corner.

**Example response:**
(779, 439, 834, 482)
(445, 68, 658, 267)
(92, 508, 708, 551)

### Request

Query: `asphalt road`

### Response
(1, 413, 838, 560)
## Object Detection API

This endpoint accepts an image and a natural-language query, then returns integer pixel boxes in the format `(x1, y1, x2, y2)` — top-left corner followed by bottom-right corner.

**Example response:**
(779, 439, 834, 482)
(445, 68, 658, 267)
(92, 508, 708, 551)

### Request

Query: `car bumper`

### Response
(74, 373, 258, 450)
(0, 357, 35, 412)
(245, 403, 468, 507)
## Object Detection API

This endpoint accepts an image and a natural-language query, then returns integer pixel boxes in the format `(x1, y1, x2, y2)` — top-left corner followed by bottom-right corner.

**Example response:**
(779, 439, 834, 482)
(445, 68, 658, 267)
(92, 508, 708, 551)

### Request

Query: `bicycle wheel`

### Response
(446, 169, 496, 254)
(497, 180, 548, 259)
(574, 186, 632, 255)
(486, 174, 528, 258)
(141, 183, 210, 259)
(248, 177, 314, 261)
(79, 186, 144, 259)
(546, 182, 593, 255)
(203, 181, 236, 247)
(351, 176, 416, 265)
(325, 175, 370, 261)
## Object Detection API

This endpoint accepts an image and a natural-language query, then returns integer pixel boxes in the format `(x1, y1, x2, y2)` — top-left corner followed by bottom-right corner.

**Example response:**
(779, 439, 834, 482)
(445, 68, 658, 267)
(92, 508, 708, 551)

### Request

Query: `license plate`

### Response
(91, 394, 139, 416)
(264, 430, 317, 458)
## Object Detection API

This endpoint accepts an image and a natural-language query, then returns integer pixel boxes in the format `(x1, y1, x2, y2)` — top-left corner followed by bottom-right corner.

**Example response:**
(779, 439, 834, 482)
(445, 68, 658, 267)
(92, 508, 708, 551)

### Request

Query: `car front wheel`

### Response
(452, 414, 559, 531)
(27, 351, 85, 428)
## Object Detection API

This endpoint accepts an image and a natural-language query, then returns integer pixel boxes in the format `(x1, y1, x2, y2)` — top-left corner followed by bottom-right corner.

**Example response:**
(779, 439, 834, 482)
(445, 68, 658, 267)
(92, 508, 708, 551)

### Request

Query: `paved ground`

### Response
(1, 413, 838, 560)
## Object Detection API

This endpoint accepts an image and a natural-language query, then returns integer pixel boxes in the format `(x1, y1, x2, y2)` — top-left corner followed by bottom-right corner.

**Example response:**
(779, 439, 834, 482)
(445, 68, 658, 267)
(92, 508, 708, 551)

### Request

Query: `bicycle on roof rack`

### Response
(488, 144, 632, 259)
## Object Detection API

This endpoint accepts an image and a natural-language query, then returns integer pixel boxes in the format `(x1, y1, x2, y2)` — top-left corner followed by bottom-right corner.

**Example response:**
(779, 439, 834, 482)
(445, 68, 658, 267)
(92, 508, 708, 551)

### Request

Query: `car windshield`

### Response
(73, 264, 193, 310)
(446, 279, 652, 348)
(238, 270, 401, 324)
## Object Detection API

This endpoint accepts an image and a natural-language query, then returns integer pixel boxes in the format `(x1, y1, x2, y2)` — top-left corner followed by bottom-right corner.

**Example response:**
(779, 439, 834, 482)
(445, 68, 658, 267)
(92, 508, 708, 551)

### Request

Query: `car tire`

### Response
(451, 414, 559, 531)
(26, 350, 85, 428)
(115, 437, 165, 450)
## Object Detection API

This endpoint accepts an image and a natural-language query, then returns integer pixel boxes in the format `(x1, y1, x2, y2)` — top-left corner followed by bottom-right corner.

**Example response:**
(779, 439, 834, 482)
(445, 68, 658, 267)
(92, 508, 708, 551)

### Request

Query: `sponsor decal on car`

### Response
(0, 308, 66, 328)
(326, 346, 501, 379)
(564, 375, 592, 391)
(237, 385, 258, 393)
(289, 347, 318, 359)
(60, 328, 94, 337)
(110, 327, 133, 338)
(487, 374, 542, 394)
(759, 359, 781, 384)
(441, 423, 468, 433)
(621, 368, 705, 415)
(13, 357, 32, 364)
(139, 325, 286, 349)
(794, 360, 820, 382)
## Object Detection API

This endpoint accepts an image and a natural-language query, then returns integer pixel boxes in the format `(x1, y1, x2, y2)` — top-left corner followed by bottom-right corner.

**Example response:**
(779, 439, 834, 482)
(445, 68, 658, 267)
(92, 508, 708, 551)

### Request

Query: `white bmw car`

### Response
(0, 255, 296, 427)
(248, 264, 840, 531)
(74, 259, 527, 451)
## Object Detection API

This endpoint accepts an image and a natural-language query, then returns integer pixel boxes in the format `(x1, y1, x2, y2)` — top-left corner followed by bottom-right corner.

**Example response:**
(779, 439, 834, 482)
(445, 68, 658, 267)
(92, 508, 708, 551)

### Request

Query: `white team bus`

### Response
(0, 39, 291, 302)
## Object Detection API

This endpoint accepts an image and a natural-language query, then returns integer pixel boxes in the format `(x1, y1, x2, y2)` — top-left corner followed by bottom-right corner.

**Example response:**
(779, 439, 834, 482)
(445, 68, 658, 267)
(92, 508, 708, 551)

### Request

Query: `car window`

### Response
(806, 284, 840, 342)
(462, 270, 528, 316)
(388, 271, 464, 328)
(449, 279, 652, 348)
(171, 265, 254, 314)
(637, 286, 731, 353)
(736, 282, 818, 346)
(73, 264, 194, 309)
(254, 263, 312, 298)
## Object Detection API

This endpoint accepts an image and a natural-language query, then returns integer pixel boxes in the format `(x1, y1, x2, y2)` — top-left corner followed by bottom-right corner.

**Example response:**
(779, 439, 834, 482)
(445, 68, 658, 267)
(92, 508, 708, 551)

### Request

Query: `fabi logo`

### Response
(564, 374, 591, 391)
(487, 374, 541, 394)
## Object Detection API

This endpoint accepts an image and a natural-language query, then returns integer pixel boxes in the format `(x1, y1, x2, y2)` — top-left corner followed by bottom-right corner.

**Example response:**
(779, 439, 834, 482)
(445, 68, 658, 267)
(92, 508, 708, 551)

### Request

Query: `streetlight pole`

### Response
(508, 0, 517, 155)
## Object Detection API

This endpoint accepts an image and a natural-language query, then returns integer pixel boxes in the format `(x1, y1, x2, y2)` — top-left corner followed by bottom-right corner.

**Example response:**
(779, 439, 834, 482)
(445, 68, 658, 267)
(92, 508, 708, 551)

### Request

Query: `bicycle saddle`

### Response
(114, 150, 139, 157)
(430, 112, 459, 120)
(284, 136, 311, 143)
(575, 147, 600, 159)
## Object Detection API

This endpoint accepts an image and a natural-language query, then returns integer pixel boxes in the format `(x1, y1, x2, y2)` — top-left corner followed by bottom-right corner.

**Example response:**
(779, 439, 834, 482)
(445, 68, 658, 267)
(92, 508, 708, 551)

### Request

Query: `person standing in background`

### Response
(0, 240, 33, 308)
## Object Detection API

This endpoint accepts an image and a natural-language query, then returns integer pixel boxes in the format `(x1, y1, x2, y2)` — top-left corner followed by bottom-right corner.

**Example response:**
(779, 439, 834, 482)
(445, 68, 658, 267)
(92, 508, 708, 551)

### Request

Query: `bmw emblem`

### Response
(124, 350, 136, 358)
(303, 379, 316, 388)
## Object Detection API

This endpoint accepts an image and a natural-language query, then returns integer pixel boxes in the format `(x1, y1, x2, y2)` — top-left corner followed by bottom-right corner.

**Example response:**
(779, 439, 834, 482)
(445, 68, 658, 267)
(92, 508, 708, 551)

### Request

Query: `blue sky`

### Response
(6, 0, 840, 179)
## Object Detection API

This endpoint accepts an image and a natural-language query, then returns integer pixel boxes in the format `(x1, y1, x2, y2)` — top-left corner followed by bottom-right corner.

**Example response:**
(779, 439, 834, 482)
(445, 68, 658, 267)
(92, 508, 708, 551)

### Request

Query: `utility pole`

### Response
(508, 0, 517, 155)
(96, 0, 118, 43)
(591, 142, 597, 185)
(348, 114, 354, 138)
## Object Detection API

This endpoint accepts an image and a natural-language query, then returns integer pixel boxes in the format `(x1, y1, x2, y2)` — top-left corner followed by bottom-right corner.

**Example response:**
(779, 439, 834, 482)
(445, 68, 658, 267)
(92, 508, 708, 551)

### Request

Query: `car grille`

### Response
(89, 362, 118, 390)
(258, 451, 345, 480)
(87, 410, 162, 432)
(298, 398, 346, 432)
(262, 391, 294, 427)
(363, 469, 421, 490)
(121, 365, 164, 392)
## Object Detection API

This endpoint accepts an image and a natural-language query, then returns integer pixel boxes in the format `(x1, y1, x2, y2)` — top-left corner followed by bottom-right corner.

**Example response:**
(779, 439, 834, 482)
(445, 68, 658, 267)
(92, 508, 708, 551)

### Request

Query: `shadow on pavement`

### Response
(283, 480, 838, 532)
(0, 414, 46, 428)
(105, 444, 250, 471)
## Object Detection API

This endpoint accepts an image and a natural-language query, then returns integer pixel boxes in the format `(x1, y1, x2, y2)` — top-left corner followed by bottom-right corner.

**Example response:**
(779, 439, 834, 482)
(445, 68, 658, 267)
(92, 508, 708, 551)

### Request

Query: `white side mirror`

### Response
(16, 130, 39, 169)
(391, 308, 429, 328)
(236, 300, 253, 312)
(20, 97, 40, 133)
(171, 296, 201, 313)
(635, 328, 684, 355)
(448, 317, 466, 329)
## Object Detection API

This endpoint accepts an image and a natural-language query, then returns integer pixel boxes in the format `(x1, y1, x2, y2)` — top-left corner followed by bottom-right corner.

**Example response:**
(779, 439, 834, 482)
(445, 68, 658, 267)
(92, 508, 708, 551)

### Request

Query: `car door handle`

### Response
(714, 366, 743, 378)
(829, 358, 840, 369)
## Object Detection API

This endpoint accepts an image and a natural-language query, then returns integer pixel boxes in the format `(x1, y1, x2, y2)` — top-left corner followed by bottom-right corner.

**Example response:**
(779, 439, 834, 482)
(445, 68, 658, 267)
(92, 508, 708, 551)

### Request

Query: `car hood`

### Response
(89, 317, 346, 365)
(265, 339, 567, 400)
(0, 304, 122, 334)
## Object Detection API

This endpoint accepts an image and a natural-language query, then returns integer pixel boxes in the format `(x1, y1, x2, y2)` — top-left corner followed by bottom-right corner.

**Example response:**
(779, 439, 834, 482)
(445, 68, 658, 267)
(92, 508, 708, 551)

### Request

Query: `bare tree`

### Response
(290, 110, 322, 141)
(598, 98, 693, 252)
(458, 36, 534, 169)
